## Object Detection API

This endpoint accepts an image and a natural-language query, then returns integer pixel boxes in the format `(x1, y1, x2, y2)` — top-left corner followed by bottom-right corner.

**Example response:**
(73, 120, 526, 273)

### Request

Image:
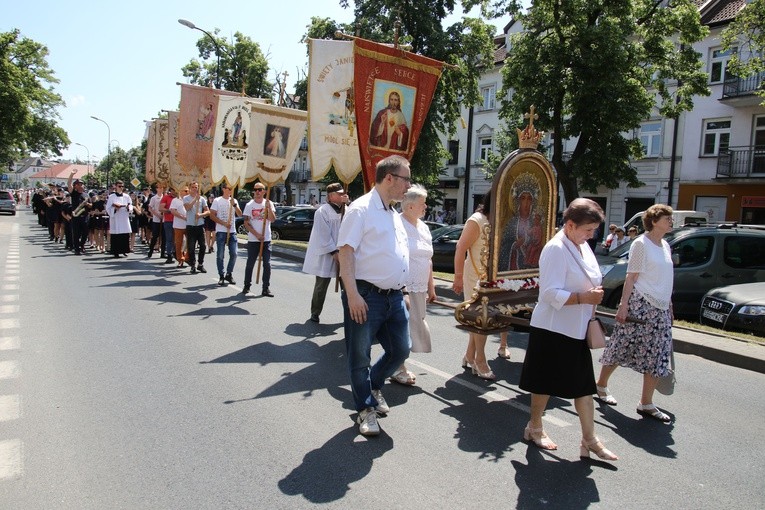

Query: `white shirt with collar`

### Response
(530, 229, 602, 340)
(337, 187, 409, 290)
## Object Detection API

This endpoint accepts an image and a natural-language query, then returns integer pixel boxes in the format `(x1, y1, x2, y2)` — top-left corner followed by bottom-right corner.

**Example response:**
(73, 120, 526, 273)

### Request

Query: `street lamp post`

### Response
(90, 116, 111, 187)
(73, 142, 90, 177)
(178, 18, 222, 89)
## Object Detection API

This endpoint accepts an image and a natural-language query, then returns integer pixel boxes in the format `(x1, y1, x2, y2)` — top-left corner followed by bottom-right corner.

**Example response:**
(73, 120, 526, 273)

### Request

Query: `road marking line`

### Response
(407, 359, 571, 428)
(0, 360, 20, 380)
(0, 439, 23, 480)
(0, 305, 20, 314)
(0, 295, 19, 302)
(0, 395, 20, 422)
(0, 318, 20, 330)
(2, 276, 20, 282)
(0, 337, 19, 350)
(0, 284, 19, 291)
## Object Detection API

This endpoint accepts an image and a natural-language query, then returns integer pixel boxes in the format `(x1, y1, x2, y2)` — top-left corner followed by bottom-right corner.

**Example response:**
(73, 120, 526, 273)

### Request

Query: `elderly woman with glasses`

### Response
(105, 181, 133, 257)
(597, 205, 675, 423)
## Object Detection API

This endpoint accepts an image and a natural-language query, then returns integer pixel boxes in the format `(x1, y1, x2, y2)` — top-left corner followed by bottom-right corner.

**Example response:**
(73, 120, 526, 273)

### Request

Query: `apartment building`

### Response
(442, 0, 764, 226)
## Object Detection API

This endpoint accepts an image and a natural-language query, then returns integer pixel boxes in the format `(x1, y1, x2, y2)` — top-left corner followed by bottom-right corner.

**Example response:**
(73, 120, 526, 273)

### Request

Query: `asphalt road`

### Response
(1, 211, 764, 509)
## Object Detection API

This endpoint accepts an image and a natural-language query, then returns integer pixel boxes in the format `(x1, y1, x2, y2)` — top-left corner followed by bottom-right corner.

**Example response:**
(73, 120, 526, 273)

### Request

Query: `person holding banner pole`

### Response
(302, 182, 346, 322)
(210, 183, 241, 286)
(242, 183, 276, 297)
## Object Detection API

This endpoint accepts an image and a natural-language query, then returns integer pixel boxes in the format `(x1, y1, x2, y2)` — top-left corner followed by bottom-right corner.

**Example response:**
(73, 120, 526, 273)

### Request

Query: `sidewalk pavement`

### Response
(266, 240, 765, 375)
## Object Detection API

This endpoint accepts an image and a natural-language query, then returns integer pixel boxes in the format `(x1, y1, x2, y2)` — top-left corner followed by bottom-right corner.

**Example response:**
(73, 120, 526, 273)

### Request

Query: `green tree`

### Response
(0, 29, 69, 163)
(308, 3, 497, 194)
(181, 31, 272, 98)
(478, 0, 710, 204)
(721, 0, 765, 105)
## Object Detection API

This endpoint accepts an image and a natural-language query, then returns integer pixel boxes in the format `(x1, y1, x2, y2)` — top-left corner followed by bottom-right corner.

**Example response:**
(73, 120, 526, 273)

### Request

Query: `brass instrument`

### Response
(72, 198, 90, 217)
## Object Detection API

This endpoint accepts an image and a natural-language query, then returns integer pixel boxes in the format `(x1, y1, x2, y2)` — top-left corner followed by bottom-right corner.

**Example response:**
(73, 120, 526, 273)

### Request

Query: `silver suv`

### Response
(0, 190, 16, 215)
(598, 225, 765, 317)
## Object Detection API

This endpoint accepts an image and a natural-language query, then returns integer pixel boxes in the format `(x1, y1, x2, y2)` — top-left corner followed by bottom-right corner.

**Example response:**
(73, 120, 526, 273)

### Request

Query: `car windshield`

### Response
(604, 228, 692, 259)
(432, 225, 463, 241)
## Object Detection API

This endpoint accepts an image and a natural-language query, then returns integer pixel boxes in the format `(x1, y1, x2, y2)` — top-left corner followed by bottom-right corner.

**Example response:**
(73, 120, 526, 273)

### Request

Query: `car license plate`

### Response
(702, 309, 725, 323)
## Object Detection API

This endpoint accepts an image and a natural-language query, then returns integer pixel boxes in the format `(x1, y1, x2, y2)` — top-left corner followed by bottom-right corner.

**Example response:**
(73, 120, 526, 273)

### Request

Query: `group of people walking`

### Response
(27, 156, 676, 459)
(333, 155, 675, 461)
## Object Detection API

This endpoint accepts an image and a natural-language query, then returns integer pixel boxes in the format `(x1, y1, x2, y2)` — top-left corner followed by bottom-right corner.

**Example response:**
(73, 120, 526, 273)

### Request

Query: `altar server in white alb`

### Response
(302, 183, 346, 323)
(106, 180, 133, 258)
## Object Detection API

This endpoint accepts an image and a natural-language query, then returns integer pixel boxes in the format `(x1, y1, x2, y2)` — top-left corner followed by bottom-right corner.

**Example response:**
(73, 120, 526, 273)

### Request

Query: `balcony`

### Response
(721, 72, 765, 107)
(716, 146, 765, 178)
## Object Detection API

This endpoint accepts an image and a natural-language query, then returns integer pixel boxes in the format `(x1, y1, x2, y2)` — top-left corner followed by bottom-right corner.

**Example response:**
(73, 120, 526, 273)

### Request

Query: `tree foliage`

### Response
(0, 29, 69, 163)
(484, 0, 710, 204)
(181, 30, 272, 99)
(721, 0, 765, 105)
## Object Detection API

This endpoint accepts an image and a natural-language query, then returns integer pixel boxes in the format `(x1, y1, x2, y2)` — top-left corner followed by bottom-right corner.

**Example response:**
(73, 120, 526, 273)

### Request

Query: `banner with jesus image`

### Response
(247, 102, 308, 186)
(353, 38, 444, 189)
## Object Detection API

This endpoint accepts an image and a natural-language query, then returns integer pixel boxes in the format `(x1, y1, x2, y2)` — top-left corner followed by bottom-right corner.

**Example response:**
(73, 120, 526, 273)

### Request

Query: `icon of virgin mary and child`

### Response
(498, 172, 544, 271)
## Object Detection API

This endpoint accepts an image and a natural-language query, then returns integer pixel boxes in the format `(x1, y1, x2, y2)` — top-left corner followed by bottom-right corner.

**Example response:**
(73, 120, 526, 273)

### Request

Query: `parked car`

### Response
(236, 206, 301, 234)
(271, 207, 317, 240)
(598, 225, 765, 316)
(699, 282, 765, 336)
(0, 190, 16, 215)
(431, 224, 464, 273)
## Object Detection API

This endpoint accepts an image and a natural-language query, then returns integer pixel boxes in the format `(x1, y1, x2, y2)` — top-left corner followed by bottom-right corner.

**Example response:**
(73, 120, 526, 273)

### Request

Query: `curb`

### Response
(269, 243, 765, 375)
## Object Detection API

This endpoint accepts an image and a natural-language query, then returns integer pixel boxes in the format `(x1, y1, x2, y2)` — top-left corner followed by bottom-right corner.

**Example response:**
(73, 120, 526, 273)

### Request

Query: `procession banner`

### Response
(145, 120, 157, 184)
(353, 38, 444, 189)
(211, 95, 253, 189)
(154, 118, 170, 185)
(247, 102, 308, 186)
(307, 39, 361, 185)
(168, 111, 213, 192)
(177, 83, 239, 189)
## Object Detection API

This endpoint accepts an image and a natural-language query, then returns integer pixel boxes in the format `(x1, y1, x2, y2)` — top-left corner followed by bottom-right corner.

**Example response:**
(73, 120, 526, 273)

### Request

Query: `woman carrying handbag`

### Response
(596, 205, 675, 423)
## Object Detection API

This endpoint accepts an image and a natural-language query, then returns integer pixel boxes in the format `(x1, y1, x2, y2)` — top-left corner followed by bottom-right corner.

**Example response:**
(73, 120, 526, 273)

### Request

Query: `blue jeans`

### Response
(342, 281, 410, 411)
(163, 221, 175, 258)
(244, 241, 270, 290)
(215, 231, 238, 276)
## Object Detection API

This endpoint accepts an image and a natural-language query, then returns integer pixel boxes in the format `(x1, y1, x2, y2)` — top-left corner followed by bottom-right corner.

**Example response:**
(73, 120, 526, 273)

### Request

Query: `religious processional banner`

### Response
(144, 120, 157, 184)
(154, 118, 170, 185)
(307, 39, 362, 185)
(353, 38, 444, 189)
(177, 83, 240, 190)
(168, 111, 214, 192)
(247, 102, 308, 186)
(211, 95, 253, 189)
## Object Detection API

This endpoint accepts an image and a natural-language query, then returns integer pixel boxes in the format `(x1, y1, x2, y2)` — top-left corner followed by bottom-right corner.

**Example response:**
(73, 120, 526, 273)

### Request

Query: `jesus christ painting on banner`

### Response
(264, 124, 288, 158)
(368, 82, 415, 152)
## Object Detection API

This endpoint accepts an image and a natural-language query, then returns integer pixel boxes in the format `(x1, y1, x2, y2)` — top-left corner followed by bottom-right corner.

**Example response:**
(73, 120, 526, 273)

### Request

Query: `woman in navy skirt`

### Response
(519, 198, 618, 461)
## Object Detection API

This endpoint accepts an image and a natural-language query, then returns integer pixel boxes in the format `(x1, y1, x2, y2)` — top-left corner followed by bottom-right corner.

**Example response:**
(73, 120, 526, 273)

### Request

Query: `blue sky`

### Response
(3, 1, 505, 165)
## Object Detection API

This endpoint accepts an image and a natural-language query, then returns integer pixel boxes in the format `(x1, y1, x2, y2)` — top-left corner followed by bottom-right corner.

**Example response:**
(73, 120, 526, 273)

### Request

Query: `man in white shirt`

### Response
(337, 155, 411, 436)
(183, 182, 209, 274)
(209, 183, 241, 286)
(302, 182, 346, 322)
(242, 183, 276, 296)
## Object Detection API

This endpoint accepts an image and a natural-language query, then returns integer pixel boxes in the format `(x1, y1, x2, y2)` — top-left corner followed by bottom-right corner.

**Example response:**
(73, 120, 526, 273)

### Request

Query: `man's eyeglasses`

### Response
(115, 185, 124, 188)
(389, 173, 411, 184)
(254, 188, 265, 192)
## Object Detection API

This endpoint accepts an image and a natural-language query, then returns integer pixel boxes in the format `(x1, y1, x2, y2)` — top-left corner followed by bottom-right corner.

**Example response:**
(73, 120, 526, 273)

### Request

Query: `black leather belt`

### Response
(356, 280, 403, 295)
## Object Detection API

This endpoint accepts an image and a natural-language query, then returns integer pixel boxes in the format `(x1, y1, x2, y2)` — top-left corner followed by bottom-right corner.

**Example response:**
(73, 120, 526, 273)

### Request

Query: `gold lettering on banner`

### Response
(393, 68, 415, 81)
(324, 135, 339, 144)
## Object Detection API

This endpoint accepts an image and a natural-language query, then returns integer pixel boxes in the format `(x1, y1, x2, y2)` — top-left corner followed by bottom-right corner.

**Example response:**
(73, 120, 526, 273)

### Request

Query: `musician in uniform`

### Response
(67, 172, 90, 255)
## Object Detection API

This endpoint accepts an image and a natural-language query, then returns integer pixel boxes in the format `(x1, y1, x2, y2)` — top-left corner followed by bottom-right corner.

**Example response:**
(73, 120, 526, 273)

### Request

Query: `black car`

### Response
(699, 282, 765, 336)
(599, 225, 765, 317)
(271, 207, 316, 241)
(431, 224, 464, 273)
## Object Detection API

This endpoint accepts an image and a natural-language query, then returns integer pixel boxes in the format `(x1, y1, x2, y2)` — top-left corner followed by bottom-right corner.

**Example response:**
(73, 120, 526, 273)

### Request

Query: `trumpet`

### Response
(73, 199, 90, 217)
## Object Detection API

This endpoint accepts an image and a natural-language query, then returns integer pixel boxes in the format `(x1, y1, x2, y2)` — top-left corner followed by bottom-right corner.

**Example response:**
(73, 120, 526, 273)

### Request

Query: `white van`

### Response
(622, 210, 709, 234)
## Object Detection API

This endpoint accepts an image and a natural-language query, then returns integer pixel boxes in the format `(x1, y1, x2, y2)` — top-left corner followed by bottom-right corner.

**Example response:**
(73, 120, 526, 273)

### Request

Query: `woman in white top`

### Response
(597, 205, 675, 423)
(519, 198, 618, 461)
(392, 185, 436, 386)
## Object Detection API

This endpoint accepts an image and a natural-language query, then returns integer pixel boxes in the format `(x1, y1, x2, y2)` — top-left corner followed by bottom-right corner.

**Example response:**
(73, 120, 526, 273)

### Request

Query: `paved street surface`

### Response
(1, 211, 764, 509)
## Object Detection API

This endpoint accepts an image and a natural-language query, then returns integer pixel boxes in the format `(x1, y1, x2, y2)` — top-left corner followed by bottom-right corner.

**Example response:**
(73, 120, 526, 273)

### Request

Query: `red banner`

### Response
(353, 38, 444, 190)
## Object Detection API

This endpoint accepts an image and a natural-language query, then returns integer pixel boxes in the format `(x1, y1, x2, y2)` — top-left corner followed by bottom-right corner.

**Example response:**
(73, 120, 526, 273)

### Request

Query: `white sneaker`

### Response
(371, 389, 390, 414)
(357, 408, 380, 436)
